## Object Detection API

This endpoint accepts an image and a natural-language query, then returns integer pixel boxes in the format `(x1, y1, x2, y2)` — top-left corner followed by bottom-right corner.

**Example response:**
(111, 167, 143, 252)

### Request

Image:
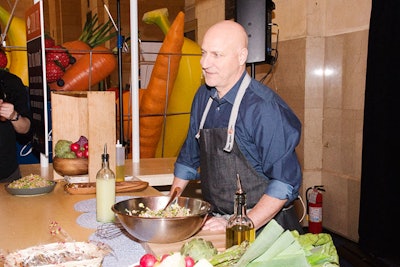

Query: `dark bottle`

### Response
(225, 174, 255, 248)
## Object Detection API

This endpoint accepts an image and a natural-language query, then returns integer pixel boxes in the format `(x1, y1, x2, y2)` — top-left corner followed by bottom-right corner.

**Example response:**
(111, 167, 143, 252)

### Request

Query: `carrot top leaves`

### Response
(79, 13, 117, 48)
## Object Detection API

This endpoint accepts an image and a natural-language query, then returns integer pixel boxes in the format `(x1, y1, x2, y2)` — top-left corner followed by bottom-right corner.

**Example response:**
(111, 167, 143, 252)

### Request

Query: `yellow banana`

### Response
(0, 5, 28, 86)
(4, 48, 12, 69)
(143, 8, 203, 157)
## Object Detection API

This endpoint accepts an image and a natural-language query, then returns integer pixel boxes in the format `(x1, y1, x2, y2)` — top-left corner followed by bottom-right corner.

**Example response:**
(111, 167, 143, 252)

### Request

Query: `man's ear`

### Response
(239, 48, 248, 65)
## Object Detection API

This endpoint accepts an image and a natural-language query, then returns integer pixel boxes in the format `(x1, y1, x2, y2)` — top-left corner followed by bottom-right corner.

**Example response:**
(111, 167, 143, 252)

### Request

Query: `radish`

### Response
(139, 253, 158, 267)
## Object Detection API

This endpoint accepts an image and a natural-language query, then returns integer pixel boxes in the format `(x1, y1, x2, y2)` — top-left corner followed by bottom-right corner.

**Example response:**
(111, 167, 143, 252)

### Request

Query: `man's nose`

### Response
(200, 55, 210, 69)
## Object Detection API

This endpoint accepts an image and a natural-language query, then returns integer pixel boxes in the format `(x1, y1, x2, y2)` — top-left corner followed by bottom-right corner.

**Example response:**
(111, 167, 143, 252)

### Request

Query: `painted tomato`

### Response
(70, 143, 80, 152)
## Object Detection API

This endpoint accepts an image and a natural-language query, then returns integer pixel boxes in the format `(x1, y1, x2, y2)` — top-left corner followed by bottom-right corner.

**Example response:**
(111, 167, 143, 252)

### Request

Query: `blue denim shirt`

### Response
(174, 72, 302, 203)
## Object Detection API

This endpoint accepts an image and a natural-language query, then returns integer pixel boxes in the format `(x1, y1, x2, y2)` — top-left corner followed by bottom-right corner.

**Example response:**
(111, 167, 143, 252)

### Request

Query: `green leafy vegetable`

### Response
(247, 230, 309, 267)
(293, 231, 339, 266)
(180, 238, 218, 262)
(235, 219, 284, 266)
(209, 240, 249, 266)
(54, 140, 73, 158)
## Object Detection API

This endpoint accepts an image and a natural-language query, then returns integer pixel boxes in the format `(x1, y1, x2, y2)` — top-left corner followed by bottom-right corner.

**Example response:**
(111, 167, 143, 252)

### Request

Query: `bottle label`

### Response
(309, 206, 322, 223)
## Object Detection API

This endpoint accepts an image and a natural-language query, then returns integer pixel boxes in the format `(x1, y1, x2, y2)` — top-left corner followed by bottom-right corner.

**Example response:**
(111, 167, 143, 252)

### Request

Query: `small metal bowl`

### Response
(112, 196, 211, 243)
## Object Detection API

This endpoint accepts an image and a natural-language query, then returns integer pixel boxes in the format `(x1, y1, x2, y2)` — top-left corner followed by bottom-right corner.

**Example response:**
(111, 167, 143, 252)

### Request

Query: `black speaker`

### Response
(236, 0, 275, 64)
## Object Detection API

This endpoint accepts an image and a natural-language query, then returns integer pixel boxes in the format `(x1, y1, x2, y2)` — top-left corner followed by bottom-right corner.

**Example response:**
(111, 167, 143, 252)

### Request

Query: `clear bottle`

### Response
(115, 140, 125, 182)
(225, 174, 255, 248)
(96, 144, 116, 223)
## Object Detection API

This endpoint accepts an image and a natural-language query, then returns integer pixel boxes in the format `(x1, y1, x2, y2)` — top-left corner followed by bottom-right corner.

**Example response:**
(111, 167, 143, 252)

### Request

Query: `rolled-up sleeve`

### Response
(236, 81, 302, 203)
(174, 162, 199, 180)
(174, 85, 210, 181)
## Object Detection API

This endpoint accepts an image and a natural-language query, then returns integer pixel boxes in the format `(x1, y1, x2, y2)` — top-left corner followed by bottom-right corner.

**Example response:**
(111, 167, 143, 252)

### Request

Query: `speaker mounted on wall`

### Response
(236, 0, 275, 64)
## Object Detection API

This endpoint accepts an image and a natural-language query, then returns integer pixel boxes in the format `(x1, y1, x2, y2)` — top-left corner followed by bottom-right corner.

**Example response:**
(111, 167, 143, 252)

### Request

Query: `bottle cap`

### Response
(116, 140, 122, 148)
(236, 174, 243, 194)
(102, 144, 109, 160)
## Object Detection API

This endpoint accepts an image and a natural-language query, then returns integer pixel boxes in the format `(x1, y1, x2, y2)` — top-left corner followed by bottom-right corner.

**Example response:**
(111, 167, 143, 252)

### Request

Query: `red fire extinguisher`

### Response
(306, 185, 325, 234)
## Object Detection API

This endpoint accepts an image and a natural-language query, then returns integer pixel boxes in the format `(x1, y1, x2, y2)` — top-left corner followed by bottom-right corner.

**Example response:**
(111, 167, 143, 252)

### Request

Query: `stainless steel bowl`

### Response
(112, 196, 211, 243)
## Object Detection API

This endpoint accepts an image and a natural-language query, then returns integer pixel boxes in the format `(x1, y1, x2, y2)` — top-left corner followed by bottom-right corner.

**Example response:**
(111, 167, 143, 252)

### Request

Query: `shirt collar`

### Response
(210, 71, 247, 104)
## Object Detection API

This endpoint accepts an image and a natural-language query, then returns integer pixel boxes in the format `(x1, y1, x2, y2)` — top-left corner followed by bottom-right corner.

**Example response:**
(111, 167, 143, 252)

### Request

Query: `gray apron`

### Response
(196, 74, 304, 233)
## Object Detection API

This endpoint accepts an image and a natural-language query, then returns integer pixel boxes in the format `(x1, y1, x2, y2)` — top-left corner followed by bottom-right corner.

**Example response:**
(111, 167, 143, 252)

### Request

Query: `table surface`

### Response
(0, 158, 225, 262)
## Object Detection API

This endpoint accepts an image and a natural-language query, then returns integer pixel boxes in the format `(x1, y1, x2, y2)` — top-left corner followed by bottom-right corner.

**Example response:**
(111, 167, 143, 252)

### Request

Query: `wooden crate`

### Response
(51, 91, 116, 182)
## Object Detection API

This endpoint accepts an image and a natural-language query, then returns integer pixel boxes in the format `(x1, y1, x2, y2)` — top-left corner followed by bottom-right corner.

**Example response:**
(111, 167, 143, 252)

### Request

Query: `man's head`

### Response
(200, 20, 248, 96)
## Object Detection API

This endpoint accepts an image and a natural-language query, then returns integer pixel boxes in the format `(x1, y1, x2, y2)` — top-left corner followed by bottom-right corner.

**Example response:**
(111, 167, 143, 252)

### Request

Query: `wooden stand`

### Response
(51, 91, 116, 182)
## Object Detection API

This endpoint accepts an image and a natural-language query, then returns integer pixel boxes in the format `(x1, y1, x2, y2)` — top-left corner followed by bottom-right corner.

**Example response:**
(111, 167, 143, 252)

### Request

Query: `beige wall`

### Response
(278, 0, 370, 242)
(194, 0, 371, 242)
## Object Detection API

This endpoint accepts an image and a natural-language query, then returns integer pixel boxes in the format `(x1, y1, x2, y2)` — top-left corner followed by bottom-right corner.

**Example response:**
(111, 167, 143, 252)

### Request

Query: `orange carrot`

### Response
(49, 46, 117, 91)
(139, 11, 185, 158)
(62, 40, 91, 63)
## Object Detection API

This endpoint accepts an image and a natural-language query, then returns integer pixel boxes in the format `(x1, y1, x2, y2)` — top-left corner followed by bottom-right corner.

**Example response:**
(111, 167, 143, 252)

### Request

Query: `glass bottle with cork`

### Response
(225, 174, 255, 248)
(96, 144, 116, 223)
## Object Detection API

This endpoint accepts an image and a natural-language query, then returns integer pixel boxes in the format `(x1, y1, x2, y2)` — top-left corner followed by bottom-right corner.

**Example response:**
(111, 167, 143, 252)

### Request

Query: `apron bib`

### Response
(199, 127, 268, 214)
(196, 74, 304, 233)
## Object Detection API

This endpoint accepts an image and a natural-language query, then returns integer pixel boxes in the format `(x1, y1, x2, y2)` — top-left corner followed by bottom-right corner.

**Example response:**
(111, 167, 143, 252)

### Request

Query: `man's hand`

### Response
(202, 216, 227, 231)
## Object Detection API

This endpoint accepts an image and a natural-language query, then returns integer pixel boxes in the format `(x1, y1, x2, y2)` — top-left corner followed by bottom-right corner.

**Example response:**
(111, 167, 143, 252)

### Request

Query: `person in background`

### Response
(0, 69, 32, 182)
(169, 20, 304, 233)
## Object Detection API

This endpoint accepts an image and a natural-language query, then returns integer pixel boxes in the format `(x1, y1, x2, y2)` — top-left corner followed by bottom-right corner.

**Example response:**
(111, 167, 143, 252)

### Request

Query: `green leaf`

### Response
(235, 219, 284, 266)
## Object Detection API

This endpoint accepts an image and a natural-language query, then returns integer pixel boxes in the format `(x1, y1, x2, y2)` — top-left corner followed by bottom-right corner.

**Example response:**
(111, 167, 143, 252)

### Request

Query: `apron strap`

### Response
(195, 73, 252, 149)
(195, 97, 213, 139)
(223, 74, 251, 152)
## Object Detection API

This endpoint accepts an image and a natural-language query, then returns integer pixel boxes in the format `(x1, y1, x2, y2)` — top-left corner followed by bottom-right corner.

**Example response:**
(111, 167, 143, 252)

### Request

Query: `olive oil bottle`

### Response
(226, 174, 255, 248)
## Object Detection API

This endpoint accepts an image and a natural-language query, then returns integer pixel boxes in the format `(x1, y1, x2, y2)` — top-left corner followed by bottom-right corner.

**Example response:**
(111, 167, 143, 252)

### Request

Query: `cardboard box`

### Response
(51, 91, 116, 182)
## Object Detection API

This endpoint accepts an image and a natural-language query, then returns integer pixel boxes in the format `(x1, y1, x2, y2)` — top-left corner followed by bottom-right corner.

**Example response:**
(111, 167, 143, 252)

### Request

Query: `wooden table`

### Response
(0, 181, 162, 253)
(1, 158, 225, 261)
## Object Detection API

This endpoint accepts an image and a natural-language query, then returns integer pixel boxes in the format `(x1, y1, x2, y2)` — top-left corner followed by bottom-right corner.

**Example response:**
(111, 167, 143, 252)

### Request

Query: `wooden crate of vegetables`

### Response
(51, 91, 116, 182)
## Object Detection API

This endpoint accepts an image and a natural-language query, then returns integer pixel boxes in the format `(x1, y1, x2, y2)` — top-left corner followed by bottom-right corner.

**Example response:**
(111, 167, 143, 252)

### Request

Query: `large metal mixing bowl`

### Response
(112, 196, 211, 243)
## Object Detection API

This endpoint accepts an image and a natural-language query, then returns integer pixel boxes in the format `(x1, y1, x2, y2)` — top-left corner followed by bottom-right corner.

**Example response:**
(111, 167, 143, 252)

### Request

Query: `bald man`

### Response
(170, 20, 303, 234)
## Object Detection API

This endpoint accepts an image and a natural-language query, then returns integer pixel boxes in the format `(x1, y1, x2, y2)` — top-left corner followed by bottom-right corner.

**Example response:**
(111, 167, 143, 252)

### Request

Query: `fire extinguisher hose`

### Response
(298, 195, 307, 222)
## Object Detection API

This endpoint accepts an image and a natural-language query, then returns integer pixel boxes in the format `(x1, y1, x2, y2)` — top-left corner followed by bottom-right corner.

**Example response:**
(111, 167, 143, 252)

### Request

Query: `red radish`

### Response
(139, 254, 158, 267)
(184, 256, 195, 267)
